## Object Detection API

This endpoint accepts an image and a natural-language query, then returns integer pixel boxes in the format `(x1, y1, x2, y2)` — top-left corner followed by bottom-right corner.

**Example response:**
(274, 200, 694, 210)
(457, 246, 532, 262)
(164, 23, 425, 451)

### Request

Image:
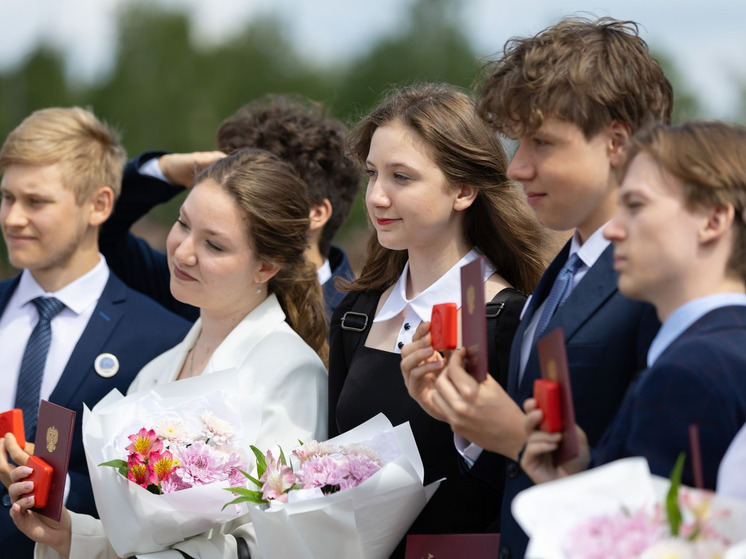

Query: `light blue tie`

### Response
(14, 296, 65, 438)
(533, 253, 583, 344)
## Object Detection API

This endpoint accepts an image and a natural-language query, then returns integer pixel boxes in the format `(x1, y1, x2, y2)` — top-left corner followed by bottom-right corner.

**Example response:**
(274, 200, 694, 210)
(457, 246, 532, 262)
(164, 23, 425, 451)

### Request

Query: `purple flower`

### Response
(173, 441, 225, 486)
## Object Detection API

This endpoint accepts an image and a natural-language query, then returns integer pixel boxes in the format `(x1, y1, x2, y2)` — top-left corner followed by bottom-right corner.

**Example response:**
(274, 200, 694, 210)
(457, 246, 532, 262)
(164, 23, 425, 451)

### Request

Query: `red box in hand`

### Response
(533, 379, 563, 432)
(26, 455, 54, 509)
(431, 303, 457, 351)
(0, 409, 26, 449)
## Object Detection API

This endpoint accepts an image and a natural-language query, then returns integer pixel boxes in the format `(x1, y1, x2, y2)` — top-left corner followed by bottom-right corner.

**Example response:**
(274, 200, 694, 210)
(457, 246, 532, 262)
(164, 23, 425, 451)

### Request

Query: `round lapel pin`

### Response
(94, 353, 119, 378)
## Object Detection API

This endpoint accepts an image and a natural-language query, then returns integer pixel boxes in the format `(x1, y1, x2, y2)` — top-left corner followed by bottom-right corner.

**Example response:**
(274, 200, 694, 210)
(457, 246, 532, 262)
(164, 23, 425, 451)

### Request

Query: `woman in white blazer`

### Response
(8, 149, 329, 558)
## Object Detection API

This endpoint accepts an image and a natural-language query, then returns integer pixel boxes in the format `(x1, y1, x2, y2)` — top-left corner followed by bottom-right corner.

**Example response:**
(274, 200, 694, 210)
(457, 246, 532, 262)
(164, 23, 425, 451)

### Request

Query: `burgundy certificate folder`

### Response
(460, 256, 489, 382)
(405, 533, 501, 558)
(32, 400, 76, 521)
(536, 327, 579, 465)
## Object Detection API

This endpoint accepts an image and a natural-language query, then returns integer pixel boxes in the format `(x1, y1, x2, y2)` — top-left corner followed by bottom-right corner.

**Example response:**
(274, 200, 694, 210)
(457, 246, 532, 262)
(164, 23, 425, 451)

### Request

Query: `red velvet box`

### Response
(0, 409, 26, 449)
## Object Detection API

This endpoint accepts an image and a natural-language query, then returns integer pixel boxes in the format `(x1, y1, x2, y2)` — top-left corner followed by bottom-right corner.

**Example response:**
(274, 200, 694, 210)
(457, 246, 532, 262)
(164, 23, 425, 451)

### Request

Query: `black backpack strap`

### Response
(339, 290, 381, 371)
(486, 287, 525, 389)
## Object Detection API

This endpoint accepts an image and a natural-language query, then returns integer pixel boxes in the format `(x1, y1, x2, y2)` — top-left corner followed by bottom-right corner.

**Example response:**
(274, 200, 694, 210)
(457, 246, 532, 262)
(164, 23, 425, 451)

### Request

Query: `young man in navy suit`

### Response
(401, 18, 672, 558)
(521, 120, 746, 492)
(0, 107, 190, 556)
(99, 94, 362, 323)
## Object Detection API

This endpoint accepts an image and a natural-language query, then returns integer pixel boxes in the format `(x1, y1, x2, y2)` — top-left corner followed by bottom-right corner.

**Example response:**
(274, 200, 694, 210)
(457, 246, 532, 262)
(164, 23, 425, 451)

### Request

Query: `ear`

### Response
(453, 183, 478, 212)
(88, 186, 115, 227)
(699, 203, 735, 245)
(608, 121, 632, 168)
(254, 260, 281, 285)
(309, 199, 333, 233)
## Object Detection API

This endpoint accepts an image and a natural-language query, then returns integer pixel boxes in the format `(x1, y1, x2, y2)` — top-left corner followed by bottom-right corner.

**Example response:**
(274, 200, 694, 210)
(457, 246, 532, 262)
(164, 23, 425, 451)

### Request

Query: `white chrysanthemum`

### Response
(154, 416, 194, 446)
(200, 410, 235, 445)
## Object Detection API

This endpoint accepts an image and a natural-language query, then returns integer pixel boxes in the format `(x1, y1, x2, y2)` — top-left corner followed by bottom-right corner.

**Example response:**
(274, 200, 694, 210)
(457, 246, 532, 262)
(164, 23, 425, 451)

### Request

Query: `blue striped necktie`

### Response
(14, 296, 65, 438)
(533, 253, 583, 344)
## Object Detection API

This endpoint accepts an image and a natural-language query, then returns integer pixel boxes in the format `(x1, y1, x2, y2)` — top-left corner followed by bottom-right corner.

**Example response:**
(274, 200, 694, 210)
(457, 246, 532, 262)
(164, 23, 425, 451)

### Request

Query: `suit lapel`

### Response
(507, 243, 570, 395)
(49, 275, 127, 407)
(515, 245, 619, 397)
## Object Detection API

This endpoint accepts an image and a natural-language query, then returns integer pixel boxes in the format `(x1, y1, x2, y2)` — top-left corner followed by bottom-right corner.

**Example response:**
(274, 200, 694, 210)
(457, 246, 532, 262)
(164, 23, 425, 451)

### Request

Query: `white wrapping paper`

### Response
(247, 413, 441, 559)
(512, 457, 746, 559)
(83, 369, 263, 557)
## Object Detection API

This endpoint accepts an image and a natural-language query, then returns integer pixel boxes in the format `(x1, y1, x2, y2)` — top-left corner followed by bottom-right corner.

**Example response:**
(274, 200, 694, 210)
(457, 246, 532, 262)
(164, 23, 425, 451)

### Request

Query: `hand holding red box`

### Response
(25, 455, 53, 508)
(533, 379, 563, 433)
(0, 409, 26, 449)
(431, 303, 457, 352)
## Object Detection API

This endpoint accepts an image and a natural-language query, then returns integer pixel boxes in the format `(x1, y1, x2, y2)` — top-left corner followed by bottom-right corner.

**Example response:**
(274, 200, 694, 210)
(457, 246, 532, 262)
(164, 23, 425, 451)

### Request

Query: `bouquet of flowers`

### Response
(511, 457, 746, 559)
(231, 413, 440, 559)
(100, 412, 248, 495)
(83, 370, 264, 557)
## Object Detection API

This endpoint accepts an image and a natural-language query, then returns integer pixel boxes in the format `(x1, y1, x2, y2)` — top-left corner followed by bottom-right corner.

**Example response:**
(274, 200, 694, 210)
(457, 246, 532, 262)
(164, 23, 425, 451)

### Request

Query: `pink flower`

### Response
(339, 454, 381, 490)
(296, 455, 346, 490)
(174, 441, 225, 486)
(150, 450, 180, 483)
(126, 428, 163, 462)
(259, 450, 296, 502)
(127, 460, 157, 488)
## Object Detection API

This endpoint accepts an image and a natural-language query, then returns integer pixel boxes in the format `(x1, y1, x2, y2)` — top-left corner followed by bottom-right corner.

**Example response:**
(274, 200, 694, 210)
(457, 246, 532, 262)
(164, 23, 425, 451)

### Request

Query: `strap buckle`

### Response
(485, 301, 505, 319)
(341, 311, 369, 332)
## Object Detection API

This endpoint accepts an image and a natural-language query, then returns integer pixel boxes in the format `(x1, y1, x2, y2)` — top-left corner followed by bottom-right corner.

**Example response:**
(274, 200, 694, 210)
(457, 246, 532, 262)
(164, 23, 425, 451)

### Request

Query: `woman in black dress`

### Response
(328, 83, 550, 553)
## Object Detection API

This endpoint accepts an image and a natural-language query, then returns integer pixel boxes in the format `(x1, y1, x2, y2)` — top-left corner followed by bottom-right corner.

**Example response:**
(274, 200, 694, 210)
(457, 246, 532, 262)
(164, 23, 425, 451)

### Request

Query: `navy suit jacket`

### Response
(498, 242, 659, 559)
(0, 272, 190, 556)
(592, 305, 746, 489)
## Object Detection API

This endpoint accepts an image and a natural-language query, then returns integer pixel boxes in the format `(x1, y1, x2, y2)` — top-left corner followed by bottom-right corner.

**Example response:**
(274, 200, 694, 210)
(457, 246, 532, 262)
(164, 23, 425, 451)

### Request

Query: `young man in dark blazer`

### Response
(521, 120, 746, 495)
(0, 107, 190, 557)
(401, 18, 672, 559)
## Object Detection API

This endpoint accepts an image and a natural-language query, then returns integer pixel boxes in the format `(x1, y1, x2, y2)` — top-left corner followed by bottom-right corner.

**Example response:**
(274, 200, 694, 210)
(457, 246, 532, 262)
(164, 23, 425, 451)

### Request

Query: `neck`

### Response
(656, 272, 746, 323)
(406, 237, 472, 299)
(31, 242, 100, 293)
(305, 243, 325, 270)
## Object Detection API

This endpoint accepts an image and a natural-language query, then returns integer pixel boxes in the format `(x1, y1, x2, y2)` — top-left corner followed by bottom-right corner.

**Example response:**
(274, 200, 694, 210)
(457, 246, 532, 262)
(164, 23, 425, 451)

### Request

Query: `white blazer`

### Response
(37, 294, 327, 559)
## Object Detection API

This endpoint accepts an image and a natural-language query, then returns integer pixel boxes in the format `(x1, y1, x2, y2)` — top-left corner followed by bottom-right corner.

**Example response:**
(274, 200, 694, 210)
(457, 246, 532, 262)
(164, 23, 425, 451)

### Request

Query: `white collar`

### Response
(317, 258, 332, 285)
(571, 223, 610, 269)
(16, 255, 109, 315)
(374, 249, 495, 323)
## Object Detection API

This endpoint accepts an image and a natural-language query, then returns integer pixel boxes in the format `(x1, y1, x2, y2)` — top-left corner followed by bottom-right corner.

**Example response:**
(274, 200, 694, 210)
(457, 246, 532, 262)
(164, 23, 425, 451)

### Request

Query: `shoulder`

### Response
(103, 272, 191, 328)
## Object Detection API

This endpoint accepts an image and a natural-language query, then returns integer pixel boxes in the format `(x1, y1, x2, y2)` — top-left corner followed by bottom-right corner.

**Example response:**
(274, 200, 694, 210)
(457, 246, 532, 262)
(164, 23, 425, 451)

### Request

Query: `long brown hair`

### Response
(197, 149, 328, 365)
(345, 83, 550, 294)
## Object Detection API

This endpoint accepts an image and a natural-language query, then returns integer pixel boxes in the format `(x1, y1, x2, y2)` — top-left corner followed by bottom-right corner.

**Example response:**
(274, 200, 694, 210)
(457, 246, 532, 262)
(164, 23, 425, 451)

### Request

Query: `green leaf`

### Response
(98, 459, 128, 469)
(236, 469, 263, 489)
(666, 452, 686, 536)
(221, 488, 267, 509)
(250, 445, 267, 478)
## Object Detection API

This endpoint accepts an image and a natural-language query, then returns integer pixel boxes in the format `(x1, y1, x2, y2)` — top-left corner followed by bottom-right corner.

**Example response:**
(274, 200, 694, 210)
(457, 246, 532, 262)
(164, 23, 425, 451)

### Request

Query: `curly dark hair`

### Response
(216, 94, 362, 258)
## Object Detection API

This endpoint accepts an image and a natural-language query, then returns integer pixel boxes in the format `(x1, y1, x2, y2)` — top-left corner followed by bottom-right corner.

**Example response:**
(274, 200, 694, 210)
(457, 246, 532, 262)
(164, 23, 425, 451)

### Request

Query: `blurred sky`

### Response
(1, 0, 744, 118)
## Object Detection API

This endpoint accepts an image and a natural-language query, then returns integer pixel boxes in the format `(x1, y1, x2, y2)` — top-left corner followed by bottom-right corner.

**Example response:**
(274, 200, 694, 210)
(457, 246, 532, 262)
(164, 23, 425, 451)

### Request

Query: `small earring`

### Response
(256, 283, 262, 295)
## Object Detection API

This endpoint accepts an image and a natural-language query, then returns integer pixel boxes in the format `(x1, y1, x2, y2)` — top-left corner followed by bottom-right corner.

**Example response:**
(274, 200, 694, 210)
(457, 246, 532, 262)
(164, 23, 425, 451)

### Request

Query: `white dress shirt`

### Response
(0, 257, 109, 411)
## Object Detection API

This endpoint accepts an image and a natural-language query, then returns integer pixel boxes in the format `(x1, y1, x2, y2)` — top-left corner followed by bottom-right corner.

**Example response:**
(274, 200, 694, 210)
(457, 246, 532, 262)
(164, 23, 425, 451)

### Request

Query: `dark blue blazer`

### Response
(0, 272, 190, 556)
(103, 151, 354, 324)
(323, 246, 355, 323)
(592, 305, 746, 489)
(498, 242, 659, 559)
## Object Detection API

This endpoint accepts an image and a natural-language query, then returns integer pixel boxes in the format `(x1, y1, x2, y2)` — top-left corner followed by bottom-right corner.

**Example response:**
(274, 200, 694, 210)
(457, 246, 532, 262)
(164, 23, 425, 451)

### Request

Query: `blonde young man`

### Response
(0, 107, 189, 557)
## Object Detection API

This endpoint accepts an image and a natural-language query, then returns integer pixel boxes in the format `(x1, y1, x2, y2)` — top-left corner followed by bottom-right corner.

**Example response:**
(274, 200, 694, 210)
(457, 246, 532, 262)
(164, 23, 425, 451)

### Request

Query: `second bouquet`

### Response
(232, 413, 440, 559)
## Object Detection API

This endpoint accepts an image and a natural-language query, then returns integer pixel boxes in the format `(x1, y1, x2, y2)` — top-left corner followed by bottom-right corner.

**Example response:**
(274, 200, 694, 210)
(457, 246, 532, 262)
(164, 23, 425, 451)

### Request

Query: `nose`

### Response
(1, 199, 28, 228)
(507, 143, 534, 183)
(170, 230, 197, 267)
(366, 177, 390, 209)
(603, 212, 625, 242)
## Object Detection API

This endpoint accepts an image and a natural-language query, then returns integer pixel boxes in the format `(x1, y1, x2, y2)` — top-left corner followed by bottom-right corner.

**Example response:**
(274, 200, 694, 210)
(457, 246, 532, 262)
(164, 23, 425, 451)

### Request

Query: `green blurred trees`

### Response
(0, 0, 704, 278)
